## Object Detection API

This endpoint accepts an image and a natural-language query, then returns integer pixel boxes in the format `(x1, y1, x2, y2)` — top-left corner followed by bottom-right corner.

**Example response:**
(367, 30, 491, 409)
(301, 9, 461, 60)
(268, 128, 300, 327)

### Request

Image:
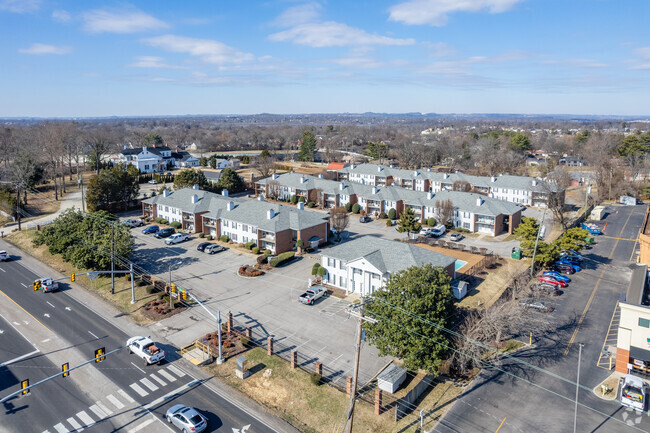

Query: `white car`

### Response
(148, 179, 158, 184)
(127, 336, 165, 365)
(431, 224, 446, 237)
(165, 233, 191, 245)
(0, 250, 10, 261)
(122, 219, 144, 228)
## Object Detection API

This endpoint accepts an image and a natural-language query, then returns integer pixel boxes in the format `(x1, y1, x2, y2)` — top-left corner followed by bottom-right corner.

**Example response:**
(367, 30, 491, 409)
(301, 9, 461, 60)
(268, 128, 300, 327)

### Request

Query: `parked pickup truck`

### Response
(298, 285, 327, 305)
(127, 336, 165, 365)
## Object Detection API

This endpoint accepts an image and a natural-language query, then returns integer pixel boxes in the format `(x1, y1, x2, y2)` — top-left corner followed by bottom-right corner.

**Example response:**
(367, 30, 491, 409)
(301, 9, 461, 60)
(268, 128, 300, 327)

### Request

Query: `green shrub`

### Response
(145, 285, 156, 294)
(457, 227, 470, 233)
(427, 217, 437, 227)
(157, 292, 166, 300)
(198, 232, 205, 238)
(352, 203, 361, 214)
(170, 221, 182, 229)
(159, 219, 168, 225)
(264, 249, 272, 256)
(317, 266, 327, 277)
(307, 202, 316, 208)
(207, 235, 213, 241)
(296, 239, 304, 249)
(244, 242, 255, 250)
(345, 202, 352, 212)
(298, 196, 306, 203)
(388, 208, 396, 220)
(220, 235, 230, 242)
(269, 251, 295, 267)
(252, 247, 260, 254)
(386, 219, 393, 227)
(379, 212, 388, 219)
(137, 280, 147, 287)
(257, 255, 268, 265)
(154, 217, 164, 224)
(312, 263, 321, 275)
(310, 373, 322, 386)
(290, 195, 298, 204)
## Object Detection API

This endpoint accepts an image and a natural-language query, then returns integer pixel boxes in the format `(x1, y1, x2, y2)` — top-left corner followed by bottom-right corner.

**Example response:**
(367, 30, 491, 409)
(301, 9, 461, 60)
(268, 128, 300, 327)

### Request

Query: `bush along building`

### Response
(255, 172, 522, 236)
(335, 163, 563, 208)
(142, 186, 329, 254)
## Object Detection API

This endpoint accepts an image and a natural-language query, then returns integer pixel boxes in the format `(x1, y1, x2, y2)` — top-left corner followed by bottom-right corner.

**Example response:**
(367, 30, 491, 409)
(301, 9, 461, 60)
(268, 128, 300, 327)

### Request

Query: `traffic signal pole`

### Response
(187, 292, 224, 364)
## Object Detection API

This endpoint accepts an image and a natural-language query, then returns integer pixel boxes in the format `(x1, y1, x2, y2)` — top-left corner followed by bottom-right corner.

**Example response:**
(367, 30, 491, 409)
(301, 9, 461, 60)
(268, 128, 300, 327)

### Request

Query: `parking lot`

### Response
(127, 225, 391, 387)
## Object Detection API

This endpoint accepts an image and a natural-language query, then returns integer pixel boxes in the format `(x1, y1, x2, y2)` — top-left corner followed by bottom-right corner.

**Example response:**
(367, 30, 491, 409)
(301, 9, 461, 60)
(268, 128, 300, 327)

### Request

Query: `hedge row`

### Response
(269, 251, 295, 268)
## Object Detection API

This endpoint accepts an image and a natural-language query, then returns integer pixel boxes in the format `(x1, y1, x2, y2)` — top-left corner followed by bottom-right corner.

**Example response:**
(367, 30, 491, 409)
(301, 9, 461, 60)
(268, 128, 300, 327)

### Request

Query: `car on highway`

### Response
(123, 219, 145, 228)
(0, 250, 10, 261)
(538, 275, 568, 288)
(165, 233, 191, 245)
(204, 244, 225, 254)
(552, 263, 576, 274)
(142, 225, 160, 234)
(148, 179, 158, 184)
(154, 228, 176, 239)
(196, 242, 211, 252)
(449, 232, 464, 242)
(555, 260, 581, 272)
(127, 336, 165, 365)
(165, 405, 207, 433)
(298, 285, 327, 305)
(542, 271, 570, 283)
(359, 215, 372, 223)
(520, 299, 554, 313)
(36, 277, 60, 293)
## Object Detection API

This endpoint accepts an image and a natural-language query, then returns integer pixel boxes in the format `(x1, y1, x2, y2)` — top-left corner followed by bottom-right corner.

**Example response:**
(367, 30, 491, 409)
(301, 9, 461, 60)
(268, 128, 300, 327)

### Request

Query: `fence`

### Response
(458, 255, 498, 281)
(395, 375, 435, 421)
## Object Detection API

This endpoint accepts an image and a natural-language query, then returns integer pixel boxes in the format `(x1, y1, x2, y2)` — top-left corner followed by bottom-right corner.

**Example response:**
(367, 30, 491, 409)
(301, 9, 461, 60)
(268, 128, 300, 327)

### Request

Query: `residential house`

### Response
(559, 157, 588, 167)
(115, 146, 172, 173)
(320, 236, 456, 296)
(171, 151, 200, 168)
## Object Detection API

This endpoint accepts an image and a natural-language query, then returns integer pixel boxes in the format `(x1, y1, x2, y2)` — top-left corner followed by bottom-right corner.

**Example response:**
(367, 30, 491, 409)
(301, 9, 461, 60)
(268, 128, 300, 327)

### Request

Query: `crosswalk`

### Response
(41, 364, 187, 433)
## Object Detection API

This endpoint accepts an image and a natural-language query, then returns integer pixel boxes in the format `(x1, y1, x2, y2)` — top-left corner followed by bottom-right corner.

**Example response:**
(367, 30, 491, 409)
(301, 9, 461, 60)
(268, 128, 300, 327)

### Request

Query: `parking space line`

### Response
(66, 417, 83, 432)
(76, 411, 95, 428)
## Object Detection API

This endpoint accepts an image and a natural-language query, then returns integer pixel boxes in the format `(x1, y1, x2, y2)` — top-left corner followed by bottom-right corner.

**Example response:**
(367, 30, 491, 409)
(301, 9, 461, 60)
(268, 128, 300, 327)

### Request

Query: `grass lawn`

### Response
(7, 229, 161, 325)
(457, 258, 530, 310)
(205, 347, 463, 433)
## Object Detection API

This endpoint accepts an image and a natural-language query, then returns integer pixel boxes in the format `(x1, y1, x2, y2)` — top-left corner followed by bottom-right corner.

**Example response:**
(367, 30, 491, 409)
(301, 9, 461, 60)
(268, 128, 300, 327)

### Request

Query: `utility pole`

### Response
(573, 343, 583, 433)
(530, 206, 547, 277)
(129, 263, 135, 304)
(110, 223, 115, 294)
(16, 186, 21, 231)
(78, 177, 86, 213)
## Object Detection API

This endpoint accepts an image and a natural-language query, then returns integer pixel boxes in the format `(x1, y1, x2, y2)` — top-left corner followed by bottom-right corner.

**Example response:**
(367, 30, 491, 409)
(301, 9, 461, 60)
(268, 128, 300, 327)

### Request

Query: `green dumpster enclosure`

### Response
(511, 247, 522, 260)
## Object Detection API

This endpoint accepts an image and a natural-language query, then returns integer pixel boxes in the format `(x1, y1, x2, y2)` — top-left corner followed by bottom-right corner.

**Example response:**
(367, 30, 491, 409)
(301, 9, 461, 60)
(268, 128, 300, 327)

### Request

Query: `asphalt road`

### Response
(435, 204, 650, 433)
(0, 256, 280, 433)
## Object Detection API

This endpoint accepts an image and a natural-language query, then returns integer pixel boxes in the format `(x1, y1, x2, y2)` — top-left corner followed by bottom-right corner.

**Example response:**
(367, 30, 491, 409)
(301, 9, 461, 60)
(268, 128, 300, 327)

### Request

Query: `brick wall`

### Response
(274, 229, 293, 254)
(297, 222, 329, 246)
(616, 347, 630, 374)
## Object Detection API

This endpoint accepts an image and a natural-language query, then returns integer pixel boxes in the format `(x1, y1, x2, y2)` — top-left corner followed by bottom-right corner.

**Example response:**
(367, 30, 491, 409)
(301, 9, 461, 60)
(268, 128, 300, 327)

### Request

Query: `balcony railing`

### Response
(260, 232, 275, 241)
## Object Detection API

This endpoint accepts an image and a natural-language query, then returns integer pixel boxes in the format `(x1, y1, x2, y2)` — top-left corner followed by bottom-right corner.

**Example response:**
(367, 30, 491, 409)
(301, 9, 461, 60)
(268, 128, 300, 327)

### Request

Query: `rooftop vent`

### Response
(193, 184, 199, 190)
(191, 194, 198, 204)
(476, 197, 484, 206)
(222, 189, 229, 197)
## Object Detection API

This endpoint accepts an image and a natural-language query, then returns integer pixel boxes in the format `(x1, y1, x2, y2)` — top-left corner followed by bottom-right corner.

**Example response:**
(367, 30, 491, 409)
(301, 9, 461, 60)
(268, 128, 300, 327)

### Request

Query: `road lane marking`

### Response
(0, 289, 53, 333)
(76, 411, 95, 428)
(127, 417, 156, 433)
(130, 361, 145, 374)
(88, 330, 98, 339)
(130, 383, 149, 397)
(106, 393, 124, 409)
(66, 417, 83, 432)
(495, 417, 506, 433)
(118, 389, 135, 403)
(95, 400, 113, 416)
(602, 235, 637, 241)
(42, 338, 50, 343)
(140, 377, 159, 391)
(20, 283, 27, 288)
(158, 369, 176, 382)
(0, 348, 40, 367)
(53, 423, 69, 433)
(89, 404, 107, 419)
(46, 301, 55, 308)
(143, 380, 200, 410)
(41, 430, 51, 433)
(166, 364, 186, 377)
(0, 267, 5, 272)
(150, 373, 166, 387)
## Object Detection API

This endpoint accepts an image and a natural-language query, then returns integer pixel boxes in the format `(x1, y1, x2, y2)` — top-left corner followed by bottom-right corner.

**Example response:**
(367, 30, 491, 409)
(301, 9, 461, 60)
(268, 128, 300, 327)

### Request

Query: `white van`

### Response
(431, 224, 446, 237)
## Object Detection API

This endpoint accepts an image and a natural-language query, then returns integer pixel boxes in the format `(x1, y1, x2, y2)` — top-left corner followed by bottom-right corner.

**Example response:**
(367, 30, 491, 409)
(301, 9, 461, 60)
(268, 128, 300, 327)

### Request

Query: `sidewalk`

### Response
(0, 237, 302, 433)
(3, 188, 84, 235)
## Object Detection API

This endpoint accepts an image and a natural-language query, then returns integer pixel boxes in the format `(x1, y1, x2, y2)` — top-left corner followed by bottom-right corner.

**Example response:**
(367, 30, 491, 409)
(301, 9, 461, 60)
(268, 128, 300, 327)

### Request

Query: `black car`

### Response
(553, 263, 576, 274)
(154, 228, 175, 239)
(359, 216, 372, 223)
(197, 242, 211, 252)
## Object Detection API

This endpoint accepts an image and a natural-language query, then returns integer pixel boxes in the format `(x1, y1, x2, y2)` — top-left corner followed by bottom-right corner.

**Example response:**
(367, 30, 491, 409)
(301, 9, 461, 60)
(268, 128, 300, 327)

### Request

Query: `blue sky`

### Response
(1, 0, 649, 117)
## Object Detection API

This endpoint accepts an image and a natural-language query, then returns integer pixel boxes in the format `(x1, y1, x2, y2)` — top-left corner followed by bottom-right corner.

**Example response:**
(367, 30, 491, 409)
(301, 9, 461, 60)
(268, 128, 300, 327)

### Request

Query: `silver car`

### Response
(166, 405, 207, 433)
(204, 244, 224, 254)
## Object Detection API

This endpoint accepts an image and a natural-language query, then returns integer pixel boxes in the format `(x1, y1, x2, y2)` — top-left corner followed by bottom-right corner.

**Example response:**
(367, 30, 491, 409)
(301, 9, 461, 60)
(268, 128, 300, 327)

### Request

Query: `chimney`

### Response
(193, 184, 199, 190)
(491, 176, 497, 182)
(413, 170, 419, 176)
(351, 164, 356, 169)
(191, 194, 198, 204)
(476, 197, 483, 206)
(427, 192, 434, 200)
(390, 164, 394, 168)
(372, 187, 379, 194)
(300, 176, 306, 183)
(339, 183, 345, 190)
(318, 173, 323, 179)
(227, 201, 235, 211)
(532, 180, 538, 186)
(443, 173, 449, 179)
(427, 168, 431, 172)
(258, 195, 265, 201)
(377, 166, 382, 172)
(163, 189, 170, 198)
(222, 189, 229, 197)
(298, 202, 304, 210)
(267, 209, 275, 219)
(272, 173, 278, 179)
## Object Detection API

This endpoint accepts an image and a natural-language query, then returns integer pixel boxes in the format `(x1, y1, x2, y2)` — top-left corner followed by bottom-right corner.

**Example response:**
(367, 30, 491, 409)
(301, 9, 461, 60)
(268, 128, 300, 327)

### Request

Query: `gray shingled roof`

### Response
(120, 146, 171, 157)
(323, 236, 456, 274)
(143, 187, 328, 232)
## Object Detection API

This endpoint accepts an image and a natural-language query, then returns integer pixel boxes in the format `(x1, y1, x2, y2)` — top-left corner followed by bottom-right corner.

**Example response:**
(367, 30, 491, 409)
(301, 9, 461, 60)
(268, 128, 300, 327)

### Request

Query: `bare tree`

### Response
(434, 199, 454, 226)
(452, 180, 472, 192)
(266, 180, 281, 200)
(254, 153, 276, 178)
(309, 188, 324, 208)
(85, 127, 114, 175)
(329, 207, 349, 238)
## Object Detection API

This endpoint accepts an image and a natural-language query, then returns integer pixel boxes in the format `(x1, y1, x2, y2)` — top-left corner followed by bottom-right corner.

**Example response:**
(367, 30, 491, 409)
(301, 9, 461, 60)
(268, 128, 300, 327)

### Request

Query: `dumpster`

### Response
(511, 247, 522, 260)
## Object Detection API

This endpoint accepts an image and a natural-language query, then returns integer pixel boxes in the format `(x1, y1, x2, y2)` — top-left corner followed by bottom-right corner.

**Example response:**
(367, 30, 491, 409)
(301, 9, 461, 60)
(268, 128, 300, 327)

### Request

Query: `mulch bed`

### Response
(141, 298, 187, 321)
(203, 331, 248, 360)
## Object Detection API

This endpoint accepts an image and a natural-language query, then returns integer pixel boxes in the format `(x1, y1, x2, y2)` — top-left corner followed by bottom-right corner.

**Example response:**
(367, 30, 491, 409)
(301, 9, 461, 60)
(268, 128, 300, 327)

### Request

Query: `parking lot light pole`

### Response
(573, 343, 583, 433)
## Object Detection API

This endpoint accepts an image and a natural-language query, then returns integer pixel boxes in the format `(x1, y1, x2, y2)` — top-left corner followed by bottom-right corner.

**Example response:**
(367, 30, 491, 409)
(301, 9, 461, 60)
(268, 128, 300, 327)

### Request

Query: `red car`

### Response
(538, 275, 568, 288)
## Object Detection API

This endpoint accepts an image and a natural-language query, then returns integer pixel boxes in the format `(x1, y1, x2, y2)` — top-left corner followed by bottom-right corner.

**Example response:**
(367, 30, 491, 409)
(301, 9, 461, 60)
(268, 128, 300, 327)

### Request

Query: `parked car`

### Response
(197, 242, 211, 252)
(538, 275, 568, 288)
(165, 405, 207, 433)
(127, 336, 165, 365)
(148, 179, 158, 184)
(520, 299, 554, 312)
(535, 283, 560, 296)
(165, 233, 191, 245)
(0, 250, 10, 261)
(555, 260, 581, 272)
(418, 228, 434, 237)
(558, 254, 581, 263)
(154, 228, 176, 239)
(553, 263, 576, 274)
(574, 241, 592, 250)
(449, 232, 464, 242)
(542, 271, 570, 283)
(431, 224, 446, 237)
(359, 215, 372, 223)
(36, 277, 59, 293)
(123, 219, 145, 228)
(205, 244, 225, 254)
(298, 285, 327, 305)
(142, 225, 160, 234)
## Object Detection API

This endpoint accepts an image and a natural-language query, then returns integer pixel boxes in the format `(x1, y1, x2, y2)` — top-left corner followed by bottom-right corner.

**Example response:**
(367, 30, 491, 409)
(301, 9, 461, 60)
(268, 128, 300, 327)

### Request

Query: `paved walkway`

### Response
(3, 188, 84, 235)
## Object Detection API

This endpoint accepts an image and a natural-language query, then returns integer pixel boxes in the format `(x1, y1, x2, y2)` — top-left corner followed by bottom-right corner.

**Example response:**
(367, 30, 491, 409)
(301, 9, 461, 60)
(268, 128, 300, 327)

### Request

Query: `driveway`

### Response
(128, 227, 390, 388)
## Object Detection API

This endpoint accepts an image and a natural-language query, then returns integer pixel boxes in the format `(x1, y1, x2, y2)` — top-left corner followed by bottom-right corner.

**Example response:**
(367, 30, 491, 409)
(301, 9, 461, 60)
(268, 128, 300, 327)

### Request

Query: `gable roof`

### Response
(327, 162, 348, 171)
(323, 236, 455, 274)
(120, 146, 171, 157)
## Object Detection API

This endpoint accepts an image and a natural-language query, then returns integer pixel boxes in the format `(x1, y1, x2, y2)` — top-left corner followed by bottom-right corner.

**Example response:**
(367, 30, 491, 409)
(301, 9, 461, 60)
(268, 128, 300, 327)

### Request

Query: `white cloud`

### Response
(629, 47, 650, 70)
(422, 42, 457, 58)
(52, 9, 71, 22)
(273, 2, 322, 27)
(269, 22, 415, 47)
(19, 43, 71, 55)
(128, 56, 186, 69)
(143, 35, 254, 65)
(82, 7, 167, 34)
(541, 58, 608, 69)
(0, 0, 40, 13)
(389, 0, 523, 26)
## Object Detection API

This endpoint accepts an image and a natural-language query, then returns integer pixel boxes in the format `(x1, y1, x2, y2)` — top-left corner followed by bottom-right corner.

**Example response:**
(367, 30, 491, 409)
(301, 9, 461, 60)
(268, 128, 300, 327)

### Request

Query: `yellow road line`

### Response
(0, 289, 53, 333)
(602, 235, 637, 242)
(495, 417, 507, 433)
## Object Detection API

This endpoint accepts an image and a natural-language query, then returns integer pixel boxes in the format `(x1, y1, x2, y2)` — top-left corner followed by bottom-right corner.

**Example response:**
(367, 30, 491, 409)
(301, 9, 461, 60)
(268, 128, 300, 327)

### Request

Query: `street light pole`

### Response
(111, 223, 115, 294)
(573, 343, 583, 433)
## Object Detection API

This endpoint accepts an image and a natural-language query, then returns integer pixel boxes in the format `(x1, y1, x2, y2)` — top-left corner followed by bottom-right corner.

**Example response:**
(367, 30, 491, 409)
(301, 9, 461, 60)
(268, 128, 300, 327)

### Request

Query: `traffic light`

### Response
(71, 273, 76, 282)
(170, 283, 176, 293)
(62, 362, 69, 377)
(181, 289, 187, 301)
(32, 280, 41, 291)
(21, 379, 29, 395)
(94, 347, 105, 363)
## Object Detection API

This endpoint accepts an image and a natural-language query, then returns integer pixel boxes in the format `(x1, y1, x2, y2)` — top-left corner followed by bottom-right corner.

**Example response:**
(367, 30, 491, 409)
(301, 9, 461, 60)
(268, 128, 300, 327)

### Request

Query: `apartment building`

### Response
(616, 265, 650, 376)
(320, 236, 456, 296)
(142, 186, 329, 254)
